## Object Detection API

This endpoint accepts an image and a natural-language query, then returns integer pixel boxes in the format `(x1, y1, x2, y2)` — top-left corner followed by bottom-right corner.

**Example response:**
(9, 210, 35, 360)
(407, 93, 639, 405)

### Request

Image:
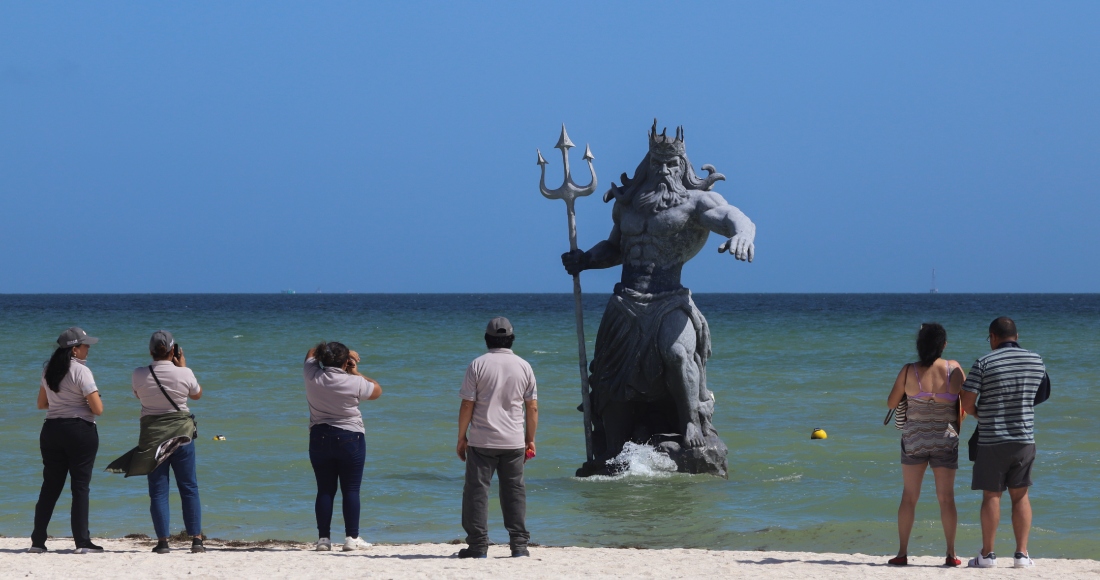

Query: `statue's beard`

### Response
(634, 175, 688, 214)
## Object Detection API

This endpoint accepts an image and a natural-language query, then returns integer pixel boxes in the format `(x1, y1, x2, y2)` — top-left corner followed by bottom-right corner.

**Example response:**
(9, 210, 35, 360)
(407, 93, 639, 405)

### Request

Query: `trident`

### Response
(538, 124, 597, 463)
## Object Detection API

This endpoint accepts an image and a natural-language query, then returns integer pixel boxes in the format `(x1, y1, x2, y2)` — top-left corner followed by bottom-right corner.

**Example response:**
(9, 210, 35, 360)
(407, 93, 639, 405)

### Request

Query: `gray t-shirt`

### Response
(459, 348, 537, 449)
(304, 357, 377, 434)
(42, 358, 99, 423)
(132, 361, 202, 417)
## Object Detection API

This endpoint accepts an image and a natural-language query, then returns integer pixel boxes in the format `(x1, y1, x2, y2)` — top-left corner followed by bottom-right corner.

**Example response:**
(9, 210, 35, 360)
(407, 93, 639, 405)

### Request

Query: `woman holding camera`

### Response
(130, 330, 205, 554)
(304, 341, 382, 552)
(31, 327, 105, 554)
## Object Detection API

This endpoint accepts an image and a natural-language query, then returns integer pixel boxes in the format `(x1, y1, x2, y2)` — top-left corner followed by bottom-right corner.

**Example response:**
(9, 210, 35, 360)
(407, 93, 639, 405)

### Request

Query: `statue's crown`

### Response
(649, 119, 685, 159)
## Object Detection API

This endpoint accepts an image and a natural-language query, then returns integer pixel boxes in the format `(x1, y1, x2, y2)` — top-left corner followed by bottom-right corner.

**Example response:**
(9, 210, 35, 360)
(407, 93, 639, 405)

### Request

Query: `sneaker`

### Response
(27, 544, 48, 554)
(1014, 552, 1035, 568)
(152, 539, 171, 554)
(342, 536, 372, 552)
(887, 555, 907, 566)
(74, 542, 104, 554)
(511, 546, 530, 558)
(191, 537, 205, 554)
(945, 554, 961, 567)
(457, 547, 487, 559)
(968, 551, 996, 568)
(315, 537, 331, 551)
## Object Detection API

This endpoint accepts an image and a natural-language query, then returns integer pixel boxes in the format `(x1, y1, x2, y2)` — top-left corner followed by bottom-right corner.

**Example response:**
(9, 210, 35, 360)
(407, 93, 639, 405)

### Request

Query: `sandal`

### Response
(946, 554, 961, 567)
(888, 555, 908, 566)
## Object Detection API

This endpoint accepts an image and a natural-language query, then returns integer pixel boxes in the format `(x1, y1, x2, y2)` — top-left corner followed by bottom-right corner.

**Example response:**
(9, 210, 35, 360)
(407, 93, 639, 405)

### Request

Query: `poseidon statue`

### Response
(563, 121, 756, 477)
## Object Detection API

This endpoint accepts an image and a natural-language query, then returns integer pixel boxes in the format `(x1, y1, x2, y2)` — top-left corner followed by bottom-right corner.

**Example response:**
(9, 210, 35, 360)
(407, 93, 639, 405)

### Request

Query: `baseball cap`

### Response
(57, 327, 99, 348)
(149, 330, 175, 354)
(485, 316, 514, 337)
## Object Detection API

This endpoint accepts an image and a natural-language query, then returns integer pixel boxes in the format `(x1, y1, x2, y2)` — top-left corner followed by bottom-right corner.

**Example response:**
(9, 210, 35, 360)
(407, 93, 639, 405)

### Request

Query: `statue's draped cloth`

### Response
(589, 284, 716, 433)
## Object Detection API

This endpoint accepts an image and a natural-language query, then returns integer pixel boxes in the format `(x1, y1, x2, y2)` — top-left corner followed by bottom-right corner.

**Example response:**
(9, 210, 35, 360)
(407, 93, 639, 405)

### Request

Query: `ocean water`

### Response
(0, 294, 1096, 558)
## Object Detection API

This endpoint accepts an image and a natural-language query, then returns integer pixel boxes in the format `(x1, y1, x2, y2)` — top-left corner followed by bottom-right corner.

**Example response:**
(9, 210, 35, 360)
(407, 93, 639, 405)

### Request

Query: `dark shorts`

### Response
(900, 439, 958, 470)
(972, 442, 1035, 492)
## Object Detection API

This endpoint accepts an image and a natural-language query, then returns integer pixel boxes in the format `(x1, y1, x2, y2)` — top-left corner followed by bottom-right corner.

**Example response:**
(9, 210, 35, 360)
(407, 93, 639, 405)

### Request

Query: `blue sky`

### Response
(2, 2, 1098, 293)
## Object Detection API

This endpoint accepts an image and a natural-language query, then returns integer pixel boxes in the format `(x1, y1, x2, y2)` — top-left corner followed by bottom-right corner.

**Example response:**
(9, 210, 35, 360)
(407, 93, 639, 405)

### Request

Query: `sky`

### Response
(2, 2, 1098, 293)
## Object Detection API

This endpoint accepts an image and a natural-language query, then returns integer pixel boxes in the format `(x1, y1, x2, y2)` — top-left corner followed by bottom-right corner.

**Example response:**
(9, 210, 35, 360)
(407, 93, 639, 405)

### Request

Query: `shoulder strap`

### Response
(148, 365, 182, 412)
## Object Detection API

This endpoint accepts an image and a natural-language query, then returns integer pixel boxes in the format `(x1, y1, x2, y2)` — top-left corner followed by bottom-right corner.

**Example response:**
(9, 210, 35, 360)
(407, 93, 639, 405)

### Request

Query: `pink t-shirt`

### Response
(42, 358, 98, 423)
(303, 357, 376, 434)
(459, 348, 537, 449)
(132, 361, 202, 417)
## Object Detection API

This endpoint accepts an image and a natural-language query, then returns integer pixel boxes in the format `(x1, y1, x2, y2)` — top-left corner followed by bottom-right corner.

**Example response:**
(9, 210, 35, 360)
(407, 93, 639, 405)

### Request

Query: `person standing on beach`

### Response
(885, 323, 965, 567)
(961, 317, 1049, 569)
(130, 331, 206, 554)
(456, 317, 538, 559)
(30, 327, 105, 554)
(304, 341, 382, 552)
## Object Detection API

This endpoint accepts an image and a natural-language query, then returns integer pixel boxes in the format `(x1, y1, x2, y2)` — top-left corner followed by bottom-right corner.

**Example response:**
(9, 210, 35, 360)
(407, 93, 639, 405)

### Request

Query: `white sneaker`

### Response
(968, 551, 997, 568)
(342, 536, 372, 551)
(315, 537, 331, 551)
(1014, 552, 1035, 568)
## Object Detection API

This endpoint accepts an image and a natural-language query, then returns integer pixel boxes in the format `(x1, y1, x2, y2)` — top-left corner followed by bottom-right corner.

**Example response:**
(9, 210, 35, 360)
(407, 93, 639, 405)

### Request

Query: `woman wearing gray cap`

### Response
(30, 327, 105, 554)
(129, 330, 205, 554)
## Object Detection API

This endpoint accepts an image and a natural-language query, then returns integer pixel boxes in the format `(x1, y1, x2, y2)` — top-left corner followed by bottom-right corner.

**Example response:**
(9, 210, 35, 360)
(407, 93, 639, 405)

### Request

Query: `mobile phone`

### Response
(173, 343, 181, 358)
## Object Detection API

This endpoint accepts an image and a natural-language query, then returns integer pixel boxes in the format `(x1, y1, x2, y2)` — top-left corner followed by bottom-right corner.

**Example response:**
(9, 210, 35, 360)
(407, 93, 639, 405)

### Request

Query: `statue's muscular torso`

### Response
(616, 192, 710, 294)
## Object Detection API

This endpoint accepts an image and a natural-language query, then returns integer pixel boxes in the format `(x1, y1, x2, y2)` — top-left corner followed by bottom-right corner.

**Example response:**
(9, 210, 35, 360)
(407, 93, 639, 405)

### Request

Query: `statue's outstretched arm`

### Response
(562, 204, 624, 275)
(698, 191, 755, 263)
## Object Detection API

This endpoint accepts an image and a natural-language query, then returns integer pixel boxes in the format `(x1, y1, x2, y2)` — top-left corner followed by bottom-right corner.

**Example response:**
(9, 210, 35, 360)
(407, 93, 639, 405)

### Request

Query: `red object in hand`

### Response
(525, 449, 535, 460)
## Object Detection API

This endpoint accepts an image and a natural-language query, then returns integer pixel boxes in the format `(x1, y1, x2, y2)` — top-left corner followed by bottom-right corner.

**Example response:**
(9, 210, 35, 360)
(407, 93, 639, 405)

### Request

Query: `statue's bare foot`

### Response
(683, 422, 705, 448)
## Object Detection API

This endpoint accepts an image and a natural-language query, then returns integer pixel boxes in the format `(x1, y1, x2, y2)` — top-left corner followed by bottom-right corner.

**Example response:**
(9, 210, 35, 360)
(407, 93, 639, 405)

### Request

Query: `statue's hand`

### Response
(561, 249, 589, 275)
(718, 234, 754, 262)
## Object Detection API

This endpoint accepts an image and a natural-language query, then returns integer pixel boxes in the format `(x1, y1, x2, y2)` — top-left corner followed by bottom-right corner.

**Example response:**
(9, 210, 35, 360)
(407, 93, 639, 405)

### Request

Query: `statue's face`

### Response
(650, 156, 683, 188)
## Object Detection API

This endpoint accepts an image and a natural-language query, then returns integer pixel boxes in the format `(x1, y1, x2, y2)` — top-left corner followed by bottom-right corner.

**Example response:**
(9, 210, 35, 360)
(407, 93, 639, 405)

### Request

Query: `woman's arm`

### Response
(887, 364, 909, 408)
(37, 385, 49, 409)
(85, 391, 104, 416)
(948, 360, 966, 394)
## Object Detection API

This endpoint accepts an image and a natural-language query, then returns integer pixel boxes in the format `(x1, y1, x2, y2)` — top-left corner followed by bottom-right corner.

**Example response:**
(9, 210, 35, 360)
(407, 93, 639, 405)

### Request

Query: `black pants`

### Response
(31, 418, 99, 546)
(462, 446, 529, 551)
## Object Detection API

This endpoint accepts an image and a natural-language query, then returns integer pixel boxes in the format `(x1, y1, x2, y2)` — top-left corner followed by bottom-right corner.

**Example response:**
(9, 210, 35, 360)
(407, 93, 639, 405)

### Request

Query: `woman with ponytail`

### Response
(885, 322, 967, 567)
(30, 327, 105, 554)
(303, 341, 382, 552)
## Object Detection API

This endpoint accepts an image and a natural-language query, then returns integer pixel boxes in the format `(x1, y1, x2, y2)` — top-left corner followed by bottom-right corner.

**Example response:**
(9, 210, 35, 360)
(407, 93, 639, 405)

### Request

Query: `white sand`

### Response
(1, 537, 1096, 579)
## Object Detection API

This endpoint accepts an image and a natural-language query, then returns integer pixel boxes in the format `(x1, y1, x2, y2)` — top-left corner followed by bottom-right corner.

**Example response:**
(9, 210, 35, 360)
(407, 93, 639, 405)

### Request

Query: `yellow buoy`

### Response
(213, 435, 226, 441)
(811, 428, 827, 440)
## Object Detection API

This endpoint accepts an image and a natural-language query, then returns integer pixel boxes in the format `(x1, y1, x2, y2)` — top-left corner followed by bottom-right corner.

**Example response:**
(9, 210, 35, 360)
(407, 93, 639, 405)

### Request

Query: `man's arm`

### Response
(697, 191, 755, 262)
(456, 399, 475, 461)
(563, 203, 624, 274)
(524, 399, 538, 460)
(961, 391, 978, 417)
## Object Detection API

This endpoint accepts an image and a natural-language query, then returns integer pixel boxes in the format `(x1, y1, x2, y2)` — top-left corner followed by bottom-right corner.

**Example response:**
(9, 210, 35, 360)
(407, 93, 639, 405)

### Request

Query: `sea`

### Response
(0, 294, 1096, 558)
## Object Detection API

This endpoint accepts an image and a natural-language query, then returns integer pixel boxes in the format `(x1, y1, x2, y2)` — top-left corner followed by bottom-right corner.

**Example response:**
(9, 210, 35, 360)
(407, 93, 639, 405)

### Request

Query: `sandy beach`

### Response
(1, 537, 1096, 579)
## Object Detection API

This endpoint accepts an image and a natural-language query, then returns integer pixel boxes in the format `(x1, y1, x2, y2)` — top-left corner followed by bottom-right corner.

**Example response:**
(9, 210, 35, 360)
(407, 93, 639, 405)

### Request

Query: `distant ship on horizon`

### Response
(930, 269, 938, 294)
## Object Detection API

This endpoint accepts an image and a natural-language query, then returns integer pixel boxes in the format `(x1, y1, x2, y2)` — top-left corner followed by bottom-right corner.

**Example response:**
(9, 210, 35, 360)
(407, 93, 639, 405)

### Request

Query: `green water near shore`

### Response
(0, 294, 1096, 558)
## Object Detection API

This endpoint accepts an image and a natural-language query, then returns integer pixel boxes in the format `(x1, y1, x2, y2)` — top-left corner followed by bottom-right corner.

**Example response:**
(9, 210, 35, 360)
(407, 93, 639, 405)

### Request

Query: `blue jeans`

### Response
(147, 441, 202, 539)
(309, 424, 366, 539)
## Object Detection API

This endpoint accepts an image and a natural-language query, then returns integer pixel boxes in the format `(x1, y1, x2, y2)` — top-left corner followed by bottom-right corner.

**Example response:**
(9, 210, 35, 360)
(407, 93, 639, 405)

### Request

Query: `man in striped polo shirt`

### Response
(961, 316, 1050, 569)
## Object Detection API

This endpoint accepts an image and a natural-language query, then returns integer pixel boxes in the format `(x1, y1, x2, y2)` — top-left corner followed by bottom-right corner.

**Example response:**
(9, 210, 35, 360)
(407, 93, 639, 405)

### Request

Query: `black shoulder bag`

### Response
(148, 365, 198, 436)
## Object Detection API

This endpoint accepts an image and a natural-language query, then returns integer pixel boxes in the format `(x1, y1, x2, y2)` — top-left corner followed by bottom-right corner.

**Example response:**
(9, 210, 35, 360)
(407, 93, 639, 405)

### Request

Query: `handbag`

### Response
(883, 394, 908, 429)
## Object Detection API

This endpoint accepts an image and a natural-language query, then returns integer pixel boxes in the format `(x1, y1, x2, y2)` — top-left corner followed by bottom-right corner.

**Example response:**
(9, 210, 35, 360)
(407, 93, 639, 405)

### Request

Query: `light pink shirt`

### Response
(42, 358, 98, 423)
(132, 361, 202, 417)
(303, 357, 377, 434)
(459, 348, 537, 449)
